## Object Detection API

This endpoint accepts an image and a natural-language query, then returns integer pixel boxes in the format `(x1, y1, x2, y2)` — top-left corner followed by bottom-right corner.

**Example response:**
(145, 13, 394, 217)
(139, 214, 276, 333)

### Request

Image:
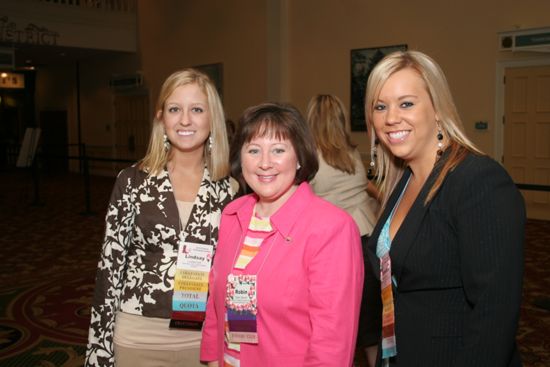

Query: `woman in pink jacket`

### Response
(200, 102, 364, 367)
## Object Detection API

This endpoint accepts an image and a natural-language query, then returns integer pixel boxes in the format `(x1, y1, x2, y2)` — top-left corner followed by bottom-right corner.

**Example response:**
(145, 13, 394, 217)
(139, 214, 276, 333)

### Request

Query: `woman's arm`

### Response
(366, 181, 381, 203)
(85, 170, 135, 367)
(451, 158, 525, 367)
(200, 267, 220, 363)
(304, 211, 364, 367)
(200, 210, 232, 364)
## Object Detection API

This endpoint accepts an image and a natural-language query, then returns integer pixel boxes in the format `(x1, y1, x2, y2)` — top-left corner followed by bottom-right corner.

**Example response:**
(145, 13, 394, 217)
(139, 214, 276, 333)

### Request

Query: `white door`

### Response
(504, 65, 550, 220)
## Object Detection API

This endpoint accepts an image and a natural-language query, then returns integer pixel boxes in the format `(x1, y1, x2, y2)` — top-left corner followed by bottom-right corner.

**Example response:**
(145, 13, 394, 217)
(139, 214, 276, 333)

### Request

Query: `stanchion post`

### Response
(81, 143, 94, 215)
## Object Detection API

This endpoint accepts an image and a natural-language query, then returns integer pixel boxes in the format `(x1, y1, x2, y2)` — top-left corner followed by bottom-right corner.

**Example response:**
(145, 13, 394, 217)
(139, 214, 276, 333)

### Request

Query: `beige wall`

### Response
(137, 0, 270, 122)
(287, 0, 550, 157)
(34, 0, 550, 172)
(78, 53, 141, 146)
(134, 0, 550, 160)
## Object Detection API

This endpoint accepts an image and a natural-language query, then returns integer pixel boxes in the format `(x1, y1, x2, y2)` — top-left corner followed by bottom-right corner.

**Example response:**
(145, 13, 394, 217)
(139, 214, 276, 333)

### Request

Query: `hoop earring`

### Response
(163, 133, 170, 152)
(436, 125, 444, 159)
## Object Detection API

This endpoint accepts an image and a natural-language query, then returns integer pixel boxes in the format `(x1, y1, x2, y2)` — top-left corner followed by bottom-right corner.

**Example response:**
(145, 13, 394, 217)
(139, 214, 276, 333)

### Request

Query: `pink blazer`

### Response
(200, 182, 364, 367)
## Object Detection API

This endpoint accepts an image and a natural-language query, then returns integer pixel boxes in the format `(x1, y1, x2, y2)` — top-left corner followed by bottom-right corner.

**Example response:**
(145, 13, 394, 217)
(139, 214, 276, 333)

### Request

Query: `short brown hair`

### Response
(230, 102, 319, 193)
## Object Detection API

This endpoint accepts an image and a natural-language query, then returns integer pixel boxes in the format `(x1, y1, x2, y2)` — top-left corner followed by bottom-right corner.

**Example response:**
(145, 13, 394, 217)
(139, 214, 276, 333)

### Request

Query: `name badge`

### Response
(170, 241, 214, 328)
(177, 242, 214, 272)
(226, 274, 258, 344)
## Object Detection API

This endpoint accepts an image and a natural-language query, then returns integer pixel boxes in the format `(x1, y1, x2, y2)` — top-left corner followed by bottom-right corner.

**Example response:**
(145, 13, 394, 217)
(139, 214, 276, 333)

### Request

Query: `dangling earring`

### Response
(370, 139, 378, 168)
(368, 137, 378, 179)
(436, 124, 444, 159)
(163, 133, 170, 152)
(208, 135, 213, 152)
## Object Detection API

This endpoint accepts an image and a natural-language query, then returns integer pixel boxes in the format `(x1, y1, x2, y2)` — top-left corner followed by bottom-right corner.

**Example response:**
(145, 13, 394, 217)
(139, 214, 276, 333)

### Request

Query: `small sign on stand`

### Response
(17, 128, 42, 206)
(16, 128, 41, 168)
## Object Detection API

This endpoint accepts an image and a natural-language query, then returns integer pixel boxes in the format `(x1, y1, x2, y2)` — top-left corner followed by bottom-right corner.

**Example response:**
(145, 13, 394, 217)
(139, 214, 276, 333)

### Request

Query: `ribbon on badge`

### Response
(225, 274, 258, 344)
(170, 241, 214, 329)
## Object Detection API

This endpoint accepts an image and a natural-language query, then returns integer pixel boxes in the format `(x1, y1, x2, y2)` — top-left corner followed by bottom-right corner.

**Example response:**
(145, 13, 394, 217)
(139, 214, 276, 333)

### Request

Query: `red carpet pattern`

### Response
(0, 170, 548, 366)
(0, 171, 111, 366)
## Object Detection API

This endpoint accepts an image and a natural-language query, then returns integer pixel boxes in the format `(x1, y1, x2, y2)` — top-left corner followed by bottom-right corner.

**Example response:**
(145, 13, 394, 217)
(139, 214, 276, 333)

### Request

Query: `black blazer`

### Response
(367, 152, 525, 367)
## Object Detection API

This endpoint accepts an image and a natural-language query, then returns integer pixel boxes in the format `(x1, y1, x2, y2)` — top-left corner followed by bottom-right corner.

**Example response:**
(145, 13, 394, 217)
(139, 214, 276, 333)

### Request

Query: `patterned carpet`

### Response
(0, 170, 548, 366)
(518, 218, 550, 367)
(0, 171, 111, 367)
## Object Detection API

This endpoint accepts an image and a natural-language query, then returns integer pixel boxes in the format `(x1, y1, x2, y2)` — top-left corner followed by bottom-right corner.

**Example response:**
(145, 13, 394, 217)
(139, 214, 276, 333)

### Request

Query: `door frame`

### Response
(111, 89, 151, 174)
(494, 56, 550, 164)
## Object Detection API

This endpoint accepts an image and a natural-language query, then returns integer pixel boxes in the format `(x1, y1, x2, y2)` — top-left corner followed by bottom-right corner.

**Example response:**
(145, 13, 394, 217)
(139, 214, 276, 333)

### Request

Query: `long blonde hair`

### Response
(365, 50, 483, 208)
(139, 69, 230, 181)
(306, 94, 357, 174)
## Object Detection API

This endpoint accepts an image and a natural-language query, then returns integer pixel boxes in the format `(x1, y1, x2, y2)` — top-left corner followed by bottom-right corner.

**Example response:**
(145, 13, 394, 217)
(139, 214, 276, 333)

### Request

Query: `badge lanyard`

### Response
(377, 176, 409, 361)
(170, 238, 214, 329)
(225, 226, 278, 344)
(170, 176, 215, 330)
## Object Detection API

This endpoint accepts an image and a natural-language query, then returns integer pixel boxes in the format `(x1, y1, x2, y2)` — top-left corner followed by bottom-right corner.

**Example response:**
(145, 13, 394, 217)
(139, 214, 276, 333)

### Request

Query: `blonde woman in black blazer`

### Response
(363, 50, 525, 367)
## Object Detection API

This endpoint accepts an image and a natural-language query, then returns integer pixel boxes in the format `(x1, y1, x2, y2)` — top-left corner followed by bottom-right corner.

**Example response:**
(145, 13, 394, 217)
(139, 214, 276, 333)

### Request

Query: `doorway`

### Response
(113, 93, 150, 172)
(503, 64, 550, 220)
(40, 110, 69, 173)
(0, 91, 26, 169)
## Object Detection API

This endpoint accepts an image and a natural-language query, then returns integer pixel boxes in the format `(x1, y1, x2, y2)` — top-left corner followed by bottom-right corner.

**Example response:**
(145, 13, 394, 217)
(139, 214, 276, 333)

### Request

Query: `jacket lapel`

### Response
(366, 171, 411, 281)
(389, 167, 438, 285)
(154, 169, 181, 232)
(367, 158, 446, 283)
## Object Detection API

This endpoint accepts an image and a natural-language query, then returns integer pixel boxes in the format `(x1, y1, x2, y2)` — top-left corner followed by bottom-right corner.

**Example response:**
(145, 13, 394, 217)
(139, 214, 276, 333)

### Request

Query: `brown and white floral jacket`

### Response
(85, 165, 235, 367)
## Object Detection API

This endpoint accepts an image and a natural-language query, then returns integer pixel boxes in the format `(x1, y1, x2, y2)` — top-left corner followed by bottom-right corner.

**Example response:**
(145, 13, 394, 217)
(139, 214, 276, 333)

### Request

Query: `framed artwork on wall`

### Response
(194, 62, 223, 100)
(350, 44, 407, 131)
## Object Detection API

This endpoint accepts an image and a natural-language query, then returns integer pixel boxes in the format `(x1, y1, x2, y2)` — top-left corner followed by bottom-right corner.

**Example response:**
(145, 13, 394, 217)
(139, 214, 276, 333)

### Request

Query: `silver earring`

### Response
(163, 133, 170, 151)
(436, 125, 444, 159)
(297, 163, 301, 170)
(368, 138, 378, 179)
(209, 136, 213, 151)
(370, 138, 378, 168)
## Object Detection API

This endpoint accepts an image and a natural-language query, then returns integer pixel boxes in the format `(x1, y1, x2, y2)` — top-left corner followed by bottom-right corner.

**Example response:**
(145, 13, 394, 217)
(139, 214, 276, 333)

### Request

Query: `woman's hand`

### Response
(207, 362, 219, 367)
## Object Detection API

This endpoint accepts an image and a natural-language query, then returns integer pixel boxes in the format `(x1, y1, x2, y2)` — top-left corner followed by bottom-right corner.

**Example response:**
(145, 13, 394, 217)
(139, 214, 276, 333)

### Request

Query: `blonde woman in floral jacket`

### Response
(85, 69, 236, 367)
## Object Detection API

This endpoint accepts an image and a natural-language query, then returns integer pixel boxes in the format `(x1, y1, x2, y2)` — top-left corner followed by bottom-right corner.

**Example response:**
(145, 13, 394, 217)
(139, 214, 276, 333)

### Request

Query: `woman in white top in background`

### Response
(306, 94, 381, 367)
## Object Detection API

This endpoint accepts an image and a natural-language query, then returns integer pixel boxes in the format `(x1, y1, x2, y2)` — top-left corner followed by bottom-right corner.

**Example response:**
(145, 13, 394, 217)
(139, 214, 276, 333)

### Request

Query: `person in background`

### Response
(306, 93, 381, 367)
(364, 50, 525, 366)
(200, 102, 364, 366)
(85, 69, 236, 367)
(225, 118, 237, 148)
